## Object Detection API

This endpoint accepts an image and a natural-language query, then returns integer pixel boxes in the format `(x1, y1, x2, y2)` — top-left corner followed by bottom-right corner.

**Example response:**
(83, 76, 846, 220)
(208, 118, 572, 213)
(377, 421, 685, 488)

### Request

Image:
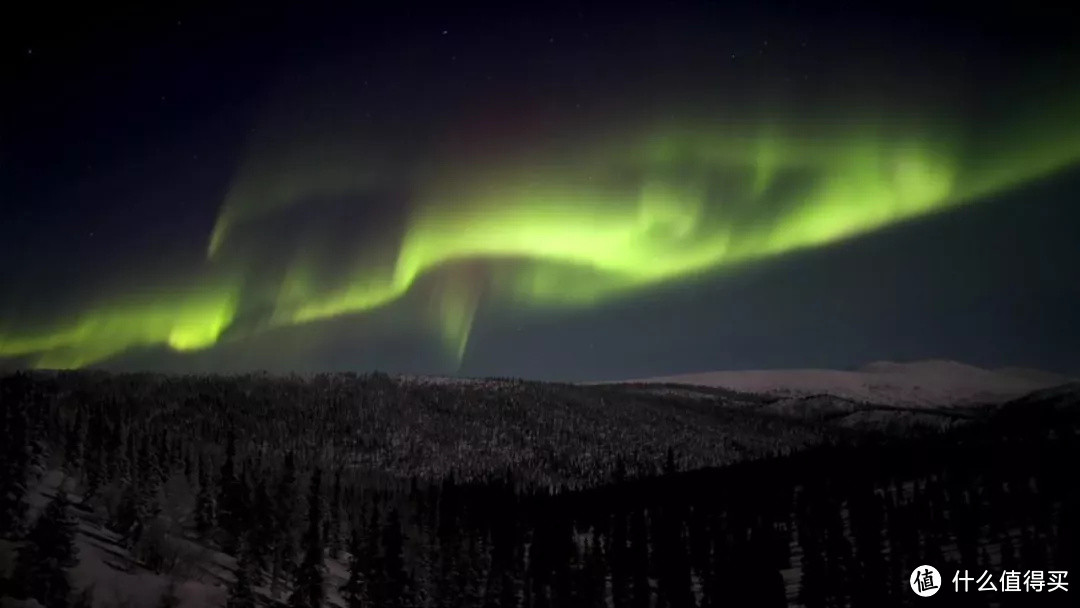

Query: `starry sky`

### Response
(2, 1, 1079, 379)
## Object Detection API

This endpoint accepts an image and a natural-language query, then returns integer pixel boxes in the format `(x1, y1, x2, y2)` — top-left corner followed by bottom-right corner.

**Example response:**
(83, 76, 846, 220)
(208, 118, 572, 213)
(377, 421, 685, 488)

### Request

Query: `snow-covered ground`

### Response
(1, 471, 349, 608)
(625, 360, 1076, 407)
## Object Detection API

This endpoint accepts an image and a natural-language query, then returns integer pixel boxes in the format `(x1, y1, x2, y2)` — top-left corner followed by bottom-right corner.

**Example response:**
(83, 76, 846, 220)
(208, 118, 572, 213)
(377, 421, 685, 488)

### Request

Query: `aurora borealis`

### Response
(4, 3, 1080, 376)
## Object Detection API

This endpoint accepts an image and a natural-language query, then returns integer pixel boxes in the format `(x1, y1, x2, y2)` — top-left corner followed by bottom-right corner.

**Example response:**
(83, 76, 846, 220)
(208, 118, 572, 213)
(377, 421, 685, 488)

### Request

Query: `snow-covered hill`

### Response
(0, 471, 349, 608)
(628, 360, 1076, 407)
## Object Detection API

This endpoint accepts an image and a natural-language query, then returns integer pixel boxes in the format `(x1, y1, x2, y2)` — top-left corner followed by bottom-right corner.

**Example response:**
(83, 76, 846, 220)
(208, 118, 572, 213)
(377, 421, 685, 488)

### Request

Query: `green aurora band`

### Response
(3, 93, 1079, 369)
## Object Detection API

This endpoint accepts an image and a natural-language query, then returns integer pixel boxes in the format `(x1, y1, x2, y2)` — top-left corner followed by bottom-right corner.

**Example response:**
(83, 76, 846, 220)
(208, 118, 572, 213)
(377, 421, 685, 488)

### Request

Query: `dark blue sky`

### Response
(2, 1, 1078, 378)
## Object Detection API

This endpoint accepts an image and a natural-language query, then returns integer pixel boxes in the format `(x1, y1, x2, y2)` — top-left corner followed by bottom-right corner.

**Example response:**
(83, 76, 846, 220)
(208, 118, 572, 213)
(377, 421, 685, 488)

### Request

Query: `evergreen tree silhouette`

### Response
(609, 509, 631, 608)
(380, 508, 412, 608)
(655, 500, 694, 608)
(81, 407, 106, 502)
(271, 450, 300, 599)
(366, 501, 392, 606)
(327, 466, 343, 559)
(228, 547, 258, 608)
(63, 409, 85, 475)
(820, 488, 852, 608)
(848, 482, 887, 607)
(247, 475, 274, 584)
(14, 490, 80, 608)
(137, 430, 161, 491)
(628, 508, 651, 608)
(552, 516, 579, 606)
(217, 427, 246, 553)
(581, 526, 608, 607)
(435, 481, 464, 608)
(107, 417, 129, 485)
(484, 497, 519, 608)
(685, 504, 711, 604)
(195, 454, 217, 539)
(154, 428, 172, 486)
(527, 511, 553, 608)
(113, 480, 141, 546)
(0, 394, 31, 537)
(289, 467, 325, 608)
(796, 484, 827, 608)
(666, 447, 679, 474)
(183, 449, 195, 487)
(124, 427, 138, 488)
(461, 531, 487, 607)
(341, 525, 371, 608)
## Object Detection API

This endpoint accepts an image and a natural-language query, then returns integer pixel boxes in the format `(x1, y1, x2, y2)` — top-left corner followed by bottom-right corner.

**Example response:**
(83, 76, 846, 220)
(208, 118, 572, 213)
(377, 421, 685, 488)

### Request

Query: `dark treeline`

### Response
(1, 371, 1077, 607)
(3, 370, 821, 488)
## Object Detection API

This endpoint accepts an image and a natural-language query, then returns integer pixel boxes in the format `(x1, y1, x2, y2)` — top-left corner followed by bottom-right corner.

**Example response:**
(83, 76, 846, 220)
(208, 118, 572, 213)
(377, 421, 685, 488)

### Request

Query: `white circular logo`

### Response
(910, 565, 942, 597)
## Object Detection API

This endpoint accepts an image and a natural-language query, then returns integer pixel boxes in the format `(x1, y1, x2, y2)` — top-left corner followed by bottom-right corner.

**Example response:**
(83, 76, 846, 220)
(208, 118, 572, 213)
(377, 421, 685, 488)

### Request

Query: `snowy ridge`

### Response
(627, 360, 1077, 407)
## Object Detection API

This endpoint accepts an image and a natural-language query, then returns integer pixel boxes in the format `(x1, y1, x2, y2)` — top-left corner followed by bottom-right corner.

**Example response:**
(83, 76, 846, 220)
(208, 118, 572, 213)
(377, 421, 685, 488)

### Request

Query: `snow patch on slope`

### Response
(630, 360, 1076, 407)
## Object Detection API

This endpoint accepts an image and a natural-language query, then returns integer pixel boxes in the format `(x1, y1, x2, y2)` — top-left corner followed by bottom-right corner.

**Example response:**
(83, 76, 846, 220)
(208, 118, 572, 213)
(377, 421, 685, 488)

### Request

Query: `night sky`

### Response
(3, 1, 1079, 379)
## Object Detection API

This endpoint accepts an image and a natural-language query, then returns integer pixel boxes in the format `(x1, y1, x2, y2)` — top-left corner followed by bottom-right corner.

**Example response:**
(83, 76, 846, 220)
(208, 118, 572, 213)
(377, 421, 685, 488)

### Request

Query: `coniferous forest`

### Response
(1, 371, 1077, 607)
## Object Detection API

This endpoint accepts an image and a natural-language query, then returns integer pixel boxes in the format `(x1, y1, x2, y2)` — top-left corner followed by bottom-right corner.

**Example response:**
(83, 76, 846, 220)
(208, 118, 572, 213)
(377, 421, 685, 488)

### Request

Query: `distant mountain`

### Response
(626, 359, 1077, 407)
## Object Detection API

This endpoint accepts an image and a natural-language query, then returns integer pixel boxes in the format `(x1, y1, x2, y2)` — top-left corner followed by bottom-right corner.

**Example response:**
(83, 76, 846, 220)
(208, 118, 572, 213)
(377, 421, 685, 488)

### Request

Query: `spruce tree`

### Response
(289, 467, 325, 608)
(155, 429, 172, 486)
(14, 490, 80, 608)
(124, 428, 138, 486)
(380, 508, 411, 608)
(228, 547, 258, 608)
(217, 427, 246, 553)
(0, 397, 31, 537)
(366, 501, 388, 607)
(247, 476, 274, 584)
(610, 510, 631, 608)
(107, 419, 129, 484)
(113, 478, 147, 550)
(340, 526, 370, 608)
(133, 432, 165, 561)
(629, 508, 651, 608)
(231, 467, 253, 552)
(270, 451, 299, 599)
(183, 450, 195, 486)
(63, 409, 85, 475)
(137, 431, 162, 494)
(82, 445, 106, 503)
(195, 455, 217, 538)
(327, 467, 343, 559)
(583, 527, 608, 608)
